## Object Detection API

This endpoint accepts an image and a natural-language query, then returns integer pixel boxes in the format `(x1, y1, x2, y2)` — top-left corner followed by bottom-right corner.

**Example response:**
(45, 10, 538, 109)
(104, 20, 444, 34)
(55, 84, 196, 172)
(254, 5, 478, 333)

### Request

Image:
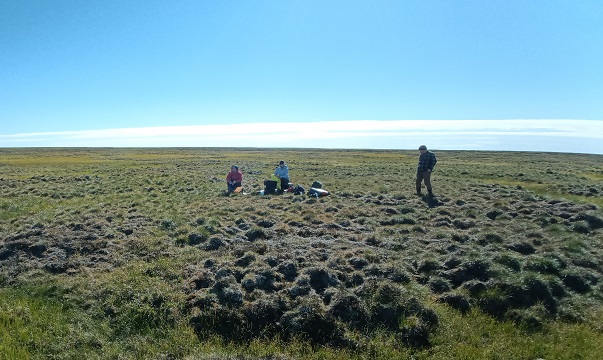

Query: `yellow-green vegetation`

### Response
(1, 148, 602, 359)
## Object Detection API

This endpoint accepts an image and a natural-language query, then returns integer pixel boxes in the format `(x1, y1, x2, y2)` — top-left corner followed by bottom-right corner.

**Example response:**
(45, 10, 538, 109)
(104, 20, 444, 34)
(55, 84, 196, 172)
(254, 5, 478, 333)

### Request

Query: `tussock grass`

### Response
(1, 148, 603, 358)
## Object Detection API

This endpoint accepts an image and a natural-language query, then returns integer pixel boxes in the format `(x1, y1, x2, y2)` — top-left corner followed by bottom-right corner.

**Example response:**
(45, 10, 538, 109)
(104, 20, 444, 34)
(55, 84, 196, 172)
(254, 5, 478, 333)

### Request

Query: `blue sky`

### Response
(1, 1, 602, 153)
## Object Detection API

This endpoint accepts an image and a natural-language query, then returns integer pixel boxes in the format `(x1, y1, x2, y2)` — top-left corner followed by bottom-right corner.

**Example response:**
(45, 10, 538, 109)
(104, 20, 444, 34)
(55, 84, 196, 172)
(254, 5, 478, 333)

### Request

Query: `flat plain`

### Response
(1, 148, 603, 359)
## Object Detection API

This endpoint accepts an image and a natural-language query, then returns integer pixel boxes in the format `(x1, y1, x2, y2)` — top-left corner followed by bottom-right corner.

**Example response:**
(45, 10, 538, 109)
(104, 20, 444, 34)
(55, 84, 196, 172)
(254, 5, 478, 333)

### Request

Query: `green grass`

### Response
(3, 286, 602, 359)
(429, 304, 603, 360)
(0, 285, 108, 360)
(1, 148, 603, 358)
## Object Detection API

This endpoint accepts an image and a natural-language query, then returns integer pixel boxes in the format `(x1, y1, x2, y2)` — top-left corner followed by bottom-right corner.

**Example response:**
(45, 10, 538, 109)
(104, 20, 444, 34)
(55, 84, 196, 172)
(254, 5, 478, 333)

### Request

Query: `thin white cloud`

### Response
(1, 120, 602, 153)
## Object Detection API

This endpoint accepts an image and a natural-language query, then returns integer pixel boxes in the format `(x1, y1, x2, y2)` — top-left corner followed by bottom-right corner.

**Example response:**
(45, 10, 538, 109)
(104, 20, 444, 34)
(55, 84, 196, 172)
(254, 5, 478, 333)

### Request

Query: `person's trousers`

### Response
(227, 182, 241, 193)
(416, 171, 432, 194)
(279, 178, 289, 191)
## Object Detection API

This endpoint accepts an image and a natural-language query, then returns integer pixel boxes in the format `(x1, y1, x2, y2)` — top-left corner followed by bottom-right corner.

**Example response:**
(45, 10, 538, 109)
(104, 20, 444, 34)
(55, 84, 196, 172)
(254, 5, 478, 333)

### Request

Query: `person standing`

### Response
(416, 145, 437, 197)
(226, 165, 243, 194)
(274, 160, 290, 192)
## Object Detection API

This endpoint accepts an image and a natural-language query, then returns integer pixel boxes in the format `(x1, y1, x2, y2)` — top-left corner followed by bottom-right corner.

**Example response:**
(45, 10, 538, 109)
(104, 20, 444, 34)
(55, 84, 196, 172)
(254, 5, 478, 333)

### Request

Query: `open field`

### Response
(1, 148, 603, 359)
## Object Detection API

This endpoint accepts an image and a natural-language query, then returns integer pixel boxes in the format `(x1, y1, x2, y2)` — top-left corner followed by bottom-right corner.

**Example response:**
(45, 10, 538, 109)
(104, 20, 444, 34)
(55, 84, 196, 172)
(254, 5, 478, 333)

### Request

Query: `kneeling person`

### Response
(226, 165, 243, 194)
(274, 160, 290, 192)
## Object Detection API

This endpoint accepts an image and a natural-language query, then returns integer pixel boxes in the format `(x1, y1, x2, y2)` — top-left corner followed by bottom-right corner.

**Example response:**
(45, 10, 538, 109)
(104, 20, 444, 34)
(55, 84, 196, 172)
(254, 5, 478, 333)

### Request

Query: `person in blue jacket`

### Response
(274, 160, 290, 192)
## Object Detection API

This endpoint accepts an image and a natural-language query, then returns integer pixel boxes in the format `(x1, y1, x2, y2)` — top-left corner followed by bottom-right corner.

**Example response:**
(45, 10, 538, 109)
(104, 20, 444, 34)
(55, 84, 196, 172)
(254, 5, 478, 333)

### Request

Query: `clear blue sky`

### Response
(1, 1, 602, 152)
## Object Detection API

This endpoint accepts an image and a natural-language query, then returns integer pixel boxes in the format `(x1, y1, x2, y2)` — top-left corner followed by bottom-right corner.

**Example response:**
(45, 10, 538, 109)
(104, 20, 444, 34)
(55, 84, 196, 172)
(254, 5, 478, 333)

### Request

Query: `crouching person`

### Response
(226, 165, 243, 194)
(274, 160, 290, 193)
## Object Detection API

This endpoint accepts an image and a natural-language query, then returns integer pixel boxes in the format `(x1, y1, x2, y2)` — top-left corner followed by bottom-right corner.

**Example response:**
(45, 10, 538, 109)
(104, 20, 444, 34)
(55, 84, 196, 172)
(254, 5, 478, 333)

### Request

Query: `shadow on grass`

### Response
(421, 195, 443, 208)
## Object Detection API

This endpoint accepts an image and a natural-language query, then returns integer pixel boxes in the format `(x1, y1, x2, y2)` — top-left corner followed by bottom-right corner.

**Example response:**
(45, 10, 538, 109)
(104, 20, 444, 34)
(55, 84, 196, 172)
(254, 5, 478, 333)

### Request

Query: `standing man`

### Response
(416, 145, 437, 197)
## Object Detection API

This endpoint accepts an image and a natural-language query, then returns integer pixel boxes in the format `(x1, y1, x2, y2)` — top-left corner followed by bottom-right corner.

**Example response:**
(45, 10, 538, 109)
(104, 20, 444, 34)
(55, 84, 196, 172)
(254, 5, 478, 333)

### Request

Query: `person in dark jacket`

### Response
(416, 145, 437, 197)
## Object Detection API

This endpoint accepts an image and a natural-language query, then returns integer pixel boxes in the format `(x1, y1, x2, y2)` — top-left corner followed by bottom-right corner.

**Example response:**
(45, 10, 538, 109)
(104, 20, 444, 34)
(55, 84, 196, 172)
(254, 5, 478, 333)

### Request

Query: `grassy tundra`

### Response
(1, 148, 603, 359)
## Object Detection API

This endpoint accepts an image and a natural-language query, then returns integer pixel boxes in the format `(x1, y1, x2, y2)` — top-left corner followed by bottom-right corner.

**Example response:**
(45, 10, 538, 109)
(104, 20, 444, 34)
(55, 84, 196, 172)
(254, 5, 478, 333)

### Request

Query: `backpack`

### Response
(293, 185, 305, 195)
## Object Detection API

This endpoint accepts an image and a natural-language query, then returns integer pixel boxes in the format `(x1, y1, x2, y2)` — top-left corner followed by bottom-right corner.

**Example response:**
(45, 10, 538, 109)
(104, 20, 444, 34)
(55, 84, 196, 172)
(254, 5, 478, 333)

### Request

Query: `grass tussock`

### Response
(1, 148, 603, 358)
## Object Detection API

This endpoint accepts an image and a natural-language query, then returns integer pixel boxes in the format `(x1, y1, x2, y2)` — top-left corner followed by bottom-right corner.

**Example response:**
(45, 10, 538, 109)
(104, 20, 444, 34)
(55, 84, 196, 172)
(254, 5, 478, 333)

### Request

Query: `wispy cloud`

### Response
(1, 120, 602, 154)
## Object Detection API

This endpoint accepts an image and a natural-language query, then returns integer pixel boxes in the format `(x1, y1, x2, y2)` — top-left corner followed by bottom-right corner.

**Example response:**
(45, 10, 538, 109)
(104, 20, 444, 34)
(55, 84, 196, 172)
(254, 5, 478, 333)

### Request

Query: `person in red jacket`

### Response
(226, 165, 243, 193)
